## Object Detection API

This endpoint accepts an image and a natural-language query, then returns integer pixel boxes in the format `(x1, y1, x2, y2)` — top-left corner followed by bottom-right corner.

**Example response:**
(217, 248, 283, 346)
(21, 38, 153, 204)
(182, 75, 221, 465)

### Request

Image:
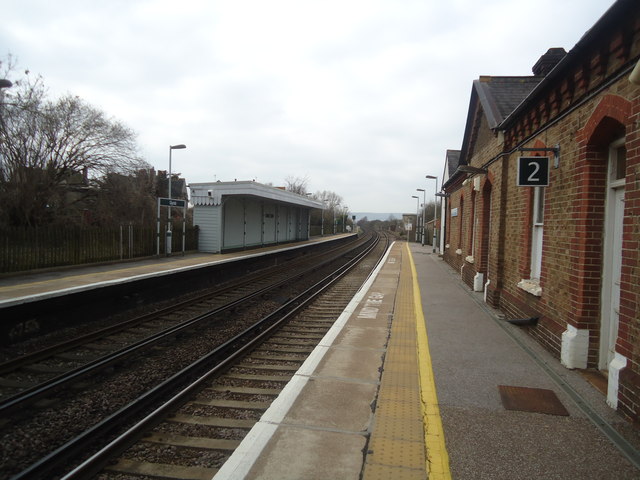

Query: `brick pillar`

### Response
(486, 158, 509, 307)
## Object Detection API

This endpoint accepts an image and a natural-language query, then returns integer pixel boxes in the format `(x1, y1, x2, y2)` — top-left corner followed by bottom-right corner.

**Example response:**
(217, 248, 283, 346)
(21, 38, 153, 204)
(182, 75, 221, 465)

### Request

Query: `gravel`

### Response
(0, 236, 385, 479)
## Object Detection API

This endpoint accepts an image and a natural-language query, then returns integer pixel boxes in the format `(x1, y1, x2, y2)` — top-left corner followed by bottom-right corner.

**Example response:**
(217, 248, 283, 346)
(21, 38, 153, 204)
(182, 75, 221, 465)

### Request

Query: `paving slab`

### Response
(214, 242, 430, 480)
(409, 243, 640, 480)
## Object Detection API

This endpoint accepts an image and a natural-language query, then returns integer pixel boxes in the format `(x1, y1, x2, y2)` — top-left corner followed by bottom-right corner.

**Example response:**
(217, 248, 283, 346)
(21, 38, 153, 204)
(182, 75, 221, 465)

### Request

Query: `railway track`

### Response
(1, 231, 389, 480)
(0, 233, 370, 415)
(104, 300, 340, 480)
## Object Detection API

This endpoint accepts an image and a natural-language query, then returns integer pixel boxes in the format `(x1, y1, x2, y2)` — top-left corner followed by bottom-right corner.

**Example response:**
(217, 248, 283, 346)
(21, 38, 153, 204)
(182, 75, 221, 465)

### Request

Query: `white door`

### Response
(606, 187, 624, 367)
(600, 139, 626, 371)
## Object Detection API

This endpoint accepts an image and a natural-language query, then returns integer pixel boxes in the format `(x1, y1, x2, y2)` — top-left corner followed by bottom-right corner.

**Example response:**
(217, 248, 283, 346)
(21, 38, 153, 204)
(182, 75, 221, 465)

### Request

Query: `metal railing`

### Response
(0, 224, 199, 273)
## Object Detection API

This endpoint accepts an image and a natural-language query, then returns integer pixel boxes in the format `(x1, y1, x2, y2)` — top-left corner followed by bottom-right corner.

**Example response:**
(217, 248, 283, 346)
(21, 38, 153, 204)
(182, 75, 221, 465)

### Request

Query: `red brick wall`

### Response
(497, 91, 632, 362)
(477, 180, 492, 275)
(443, 4, 640, 421)
(496, 80, 640, 421)
(444, 192, 464, 272)
(444, 102, 505, 289)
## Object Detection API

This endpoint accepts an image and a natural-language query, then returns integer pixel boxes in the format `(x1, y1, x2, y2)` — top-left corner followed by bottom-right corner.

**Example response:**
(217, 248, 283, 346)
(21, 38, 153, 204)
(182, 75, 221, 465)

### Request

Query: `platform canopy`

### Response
(190, 180, 324, 209)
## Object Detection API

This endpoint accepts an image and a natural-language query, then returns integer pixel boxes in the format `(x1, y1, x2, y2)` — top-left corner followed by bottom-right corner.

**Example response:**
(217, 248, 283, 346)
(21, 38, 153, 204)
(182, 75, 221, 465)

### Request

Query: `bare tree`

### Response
(0, 64, 146, 227)
(307, 190, 349, 234)
(285, 175, 309, 195)
(313, 190, 343, 210)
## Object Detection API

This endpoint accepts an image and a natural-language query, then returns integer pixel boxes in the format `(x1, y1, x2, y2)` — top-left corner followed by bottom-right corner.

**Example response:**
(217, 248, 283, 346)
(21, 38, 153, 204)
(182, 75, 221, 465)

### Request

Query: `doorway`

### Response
(599, 138, 626, 371)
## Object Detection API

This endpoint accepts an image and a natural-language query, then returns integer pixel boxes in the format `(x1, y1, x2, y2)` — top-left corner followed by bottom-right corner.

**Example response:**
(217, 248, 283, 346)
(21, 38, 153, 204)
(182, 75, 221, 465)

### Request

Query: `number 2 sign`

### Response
(517, 156, 549, 187)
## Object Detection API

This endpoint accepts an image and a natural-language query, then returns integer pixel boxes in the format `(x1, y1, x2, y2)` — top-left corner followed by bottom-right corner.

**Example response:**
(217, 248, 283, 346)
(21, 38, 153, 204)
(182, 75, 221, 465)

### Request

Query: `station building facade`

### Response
(441, 0, 640, 421)
(190, 181, 323, 253)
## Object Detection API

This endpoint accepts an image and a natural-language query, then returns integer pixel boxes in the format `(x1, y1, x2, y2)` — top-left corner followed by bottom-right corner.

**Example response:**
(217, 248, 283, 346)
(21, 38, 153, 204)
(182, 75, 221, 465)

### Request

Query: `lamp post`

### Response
(411, 195, 419, 243)
(167, 144, 186, 255)
(426, 175, 438, 253)
(343, 207, 348, 233)
(416, 188, 426, 246)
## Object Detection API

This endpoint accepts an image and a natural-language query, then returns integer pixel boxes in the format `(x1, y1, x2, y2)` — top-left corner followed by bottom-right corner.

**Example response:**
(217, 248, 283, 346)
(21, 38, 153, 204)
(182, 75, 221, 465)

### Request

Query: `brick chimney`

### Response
(532, 48, 567, 76)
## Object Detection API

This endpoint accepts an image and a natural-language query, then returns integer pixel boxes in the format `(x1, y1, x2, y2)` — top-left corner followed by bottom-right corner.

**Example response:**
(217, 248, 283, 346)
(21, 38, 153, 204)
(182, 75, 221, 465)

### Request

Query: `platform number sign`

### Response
(517, 156, 549, 187)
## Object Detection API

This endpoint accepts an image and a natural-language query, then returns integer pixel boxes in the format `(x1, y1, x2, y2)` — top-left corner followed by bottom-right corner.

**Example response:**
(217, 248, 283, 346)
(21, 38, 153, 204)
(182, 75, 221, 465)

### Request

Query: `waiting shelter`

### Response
(190, 181, 324, 253)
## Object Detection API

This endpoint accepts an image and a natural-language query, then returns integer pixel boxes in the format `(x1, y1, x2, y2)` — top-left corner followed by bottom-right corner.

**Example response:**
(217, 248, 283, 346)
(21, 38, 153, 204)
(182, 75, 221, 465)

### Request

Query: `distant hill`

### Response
(352, 212, 403, 222)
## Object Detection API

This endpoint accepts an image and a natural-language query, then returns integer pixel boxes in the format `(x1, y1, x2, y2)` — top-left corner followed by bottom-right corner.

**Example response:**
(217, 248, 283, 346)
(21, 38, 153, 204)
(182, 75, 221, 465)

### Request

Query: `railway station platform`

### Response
(215, 242, 640, 480)
(0, 234, 355, 308)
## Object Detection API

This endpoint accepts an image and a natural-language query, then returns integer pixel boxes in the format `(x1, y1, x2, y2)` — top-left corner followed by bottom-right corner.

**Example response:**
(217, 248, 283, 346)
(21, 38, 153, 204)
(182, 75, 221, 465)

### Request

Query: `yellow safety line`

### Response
(405, 243, 452, 480)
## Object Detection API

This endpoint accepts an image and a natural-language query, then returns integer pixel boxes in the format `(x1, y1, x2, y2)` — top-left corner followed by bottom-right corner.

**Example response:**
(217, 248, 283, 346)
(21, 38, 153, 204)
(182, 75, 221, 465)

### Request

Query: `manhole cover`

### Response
(498, 385, 569, 416)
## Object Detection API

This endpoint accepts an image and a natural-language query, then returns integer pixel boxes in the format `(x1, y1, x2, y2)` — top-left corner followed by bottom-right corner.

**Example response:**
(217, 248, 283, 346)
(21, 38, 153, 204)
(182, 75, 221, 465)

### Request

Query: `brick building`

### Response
(441, 0, 640, 421)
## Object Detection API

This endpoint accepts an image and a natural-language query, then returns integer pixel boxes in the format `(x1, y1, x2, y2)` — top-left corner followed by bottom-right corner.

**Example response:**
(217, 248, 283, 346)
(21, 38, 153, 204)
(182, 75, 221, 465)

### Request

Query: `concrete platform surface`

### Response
(214, 241, 640, 480)
(214, 242, 430, 480)
(0, 234, 352, 306)
(410, 243, 640, 480)
(5, 236, 640, 479)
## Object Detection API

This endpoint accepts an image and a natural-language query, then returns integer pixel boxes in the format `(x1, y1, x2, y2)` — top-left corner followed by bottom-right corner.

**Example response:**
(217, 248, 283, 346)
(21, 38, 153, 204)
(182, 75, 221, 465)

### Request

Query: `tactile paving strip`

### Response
(363, 244, 427, 480)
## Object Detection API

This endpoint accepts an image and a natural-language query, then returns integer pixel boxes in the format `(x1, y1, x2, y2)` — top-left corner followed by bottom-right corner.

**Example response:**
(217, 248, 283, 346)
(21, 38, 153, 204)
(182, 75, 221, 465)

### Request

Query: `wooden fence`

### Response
(0, 224, 199, 274)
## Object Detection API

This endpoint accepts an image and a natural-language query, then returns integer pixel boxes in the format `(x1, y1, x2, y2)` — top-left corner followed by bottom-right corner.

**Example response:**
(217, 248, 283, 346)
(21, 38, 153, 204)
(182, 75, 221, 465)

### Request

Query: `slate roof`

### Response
(440, 149, 461, 190)
(446, 149, 461, 178)
(446, 75, 542, 187)
(445, 47, 566, 189)
(473, 76, 543, 129)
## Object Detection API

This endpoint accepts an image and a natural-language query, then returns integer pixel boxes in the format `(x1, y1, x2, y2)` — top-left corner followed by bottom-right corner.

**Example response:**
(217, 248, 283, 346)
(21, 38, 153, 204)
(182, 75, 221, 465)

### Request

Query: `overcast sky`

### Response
(2, 0, 613, 214)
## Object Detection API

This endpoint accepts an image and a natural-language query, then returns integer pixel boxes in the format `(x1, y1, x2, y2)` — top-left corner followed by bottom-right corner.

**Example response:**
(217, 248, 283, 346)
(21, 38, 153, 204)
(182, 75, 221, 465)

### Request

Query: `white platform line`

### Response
(0, 236, 354, 308)
(213, 242, 395, 480)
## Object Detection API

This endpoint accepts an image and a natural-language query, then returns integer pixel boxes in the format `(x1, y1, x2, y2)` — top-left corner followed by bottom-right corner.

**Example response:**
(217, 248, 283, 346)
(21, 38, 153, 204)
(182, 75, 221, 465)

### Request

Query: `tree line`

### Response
(0, 57, 170, 229)
(284, 176, 353, 231)
(0, 58, 352, 234)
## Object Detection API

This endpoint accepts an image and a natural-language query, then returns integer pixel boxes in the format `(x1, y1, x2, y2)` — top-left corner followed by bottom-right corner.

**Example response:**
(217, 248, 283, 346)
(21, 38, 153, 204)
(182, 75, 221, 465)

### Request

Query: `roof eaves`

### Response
(474, 79, 502, 129)
(446, 149, 461, 173)
(457, 86, 478, 167)
(189, 181, 324, 208)
(441, 149, 462, 190)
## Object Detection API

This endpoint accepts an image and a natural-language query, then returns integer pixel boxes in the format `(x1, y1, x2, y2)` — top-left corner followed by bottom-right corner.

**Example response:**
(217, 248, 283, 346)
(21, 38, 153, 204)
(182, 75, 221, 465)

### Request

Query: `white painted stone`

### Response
(473, 272, 484, 292)
(517, 278, 542, 297)
(560, 324, 589, 369)
(607, 352, 627, 409)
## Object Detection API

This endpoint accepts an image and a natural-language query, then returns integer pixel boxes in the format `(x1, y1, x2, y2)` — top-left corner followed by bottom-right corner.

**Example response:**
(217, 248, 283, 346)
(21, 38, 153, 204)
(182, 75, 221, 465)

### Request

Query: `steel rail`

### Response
(61, 232, 384, 480)
(0, 233, 372, 417)
(8, 233, 383, 480)
(0, 234, 365, 376)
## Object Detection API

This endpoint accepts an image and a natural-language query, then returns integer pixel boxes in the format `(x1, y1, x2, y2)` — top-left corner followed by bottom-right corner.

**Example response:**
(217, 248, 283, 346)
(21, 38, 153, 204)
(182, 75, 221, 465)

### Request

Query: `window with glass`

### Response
(611, 143, 626, 184)
(530, 187, 545, 279)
